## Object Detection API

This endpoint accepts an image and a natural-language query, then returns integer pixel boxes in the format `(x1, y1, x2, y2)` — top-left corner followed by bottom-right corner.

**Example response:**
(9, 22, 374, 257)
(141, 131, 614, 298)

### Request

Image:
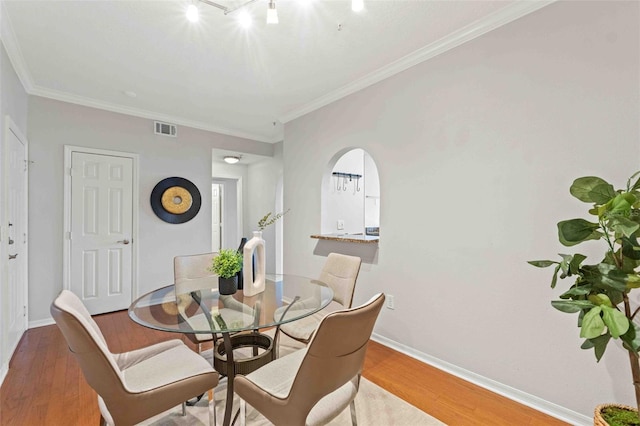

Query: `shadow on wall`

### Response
(312, 240, 378, 265)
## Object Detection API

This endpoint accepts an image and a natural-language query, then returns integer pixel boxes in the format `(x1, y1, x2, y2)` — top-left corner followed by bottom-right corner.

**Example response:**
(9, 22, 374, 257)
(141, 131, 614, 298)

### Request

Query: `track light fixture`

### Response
(266, 0, 278, 24)
(188, 0, 364, 25)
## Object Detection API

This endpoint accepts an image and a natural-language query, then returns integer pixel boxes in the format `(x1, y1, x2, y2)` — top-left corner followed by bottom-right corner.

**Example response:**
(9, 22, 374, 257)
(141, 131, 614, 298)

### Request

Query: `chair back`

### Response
(50, 290, 126, 401)
(287, 293, 384, 422)
(174, 252, 218, 295)
(318, 253, 361, 308)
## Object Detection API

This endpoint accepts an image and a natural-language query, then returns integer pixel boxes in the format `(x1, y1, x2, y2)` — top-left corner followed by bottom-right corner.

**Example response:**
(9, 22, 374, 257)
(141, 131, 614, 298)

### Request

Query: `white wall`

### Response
(27, 97, 273, 323)
(283, 1, 639, 419)
(0, 39, 29, 384)
(245, 143, 283, 274)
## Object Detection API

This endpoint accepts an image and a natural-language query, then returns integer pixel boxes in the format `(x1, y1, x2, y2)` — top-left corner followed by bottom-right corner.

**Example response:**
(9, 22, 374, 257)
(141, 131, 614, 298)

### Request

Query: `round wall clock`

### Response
(150, 177, 201, 224)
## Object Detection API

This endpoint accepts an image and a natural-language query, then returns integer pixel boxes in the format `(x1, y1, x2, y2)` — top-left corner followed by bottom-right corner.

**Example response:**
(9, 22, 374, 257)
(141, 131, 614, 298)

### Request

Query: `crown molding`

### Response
(29, 85, 279, 143)
(0, 3, 278, 144)
(278, 0, 556, 124)
(0, 1, 35, 93)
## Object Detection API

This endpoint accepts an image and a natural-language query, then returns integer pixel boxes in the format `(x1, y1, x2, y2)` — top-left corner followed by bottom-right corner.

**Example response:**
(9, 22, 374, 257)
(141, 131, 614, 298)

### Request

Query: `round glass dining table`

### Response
(128, 274, 333, 426)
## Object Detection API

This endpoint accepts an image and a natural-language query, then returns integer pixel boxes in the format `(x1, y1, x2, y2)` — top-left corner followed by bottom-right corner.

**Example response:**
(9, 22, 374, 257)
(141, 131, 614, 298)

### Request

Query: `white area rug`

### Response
(141, 331, 445, 425)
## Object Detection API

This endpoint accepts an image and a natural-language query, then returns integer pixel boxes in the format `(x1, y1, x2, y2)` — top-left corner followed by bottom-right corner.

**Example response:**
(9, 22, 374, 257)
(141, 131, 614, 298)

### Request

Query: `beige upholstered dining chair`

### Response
(50, 290, 219, 426)
(174, 252, 219, 352)
(235, 293, 385, 426)
(276, 253, 362, 344)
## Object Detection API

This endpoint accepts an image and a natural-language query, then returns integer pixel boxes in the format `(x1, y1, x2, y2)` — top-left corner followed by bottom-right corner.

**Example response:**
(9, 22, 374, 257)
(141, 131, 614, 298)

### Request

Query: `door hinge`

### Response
(68, 231, 73, 240)
(23, 305, 27, 317)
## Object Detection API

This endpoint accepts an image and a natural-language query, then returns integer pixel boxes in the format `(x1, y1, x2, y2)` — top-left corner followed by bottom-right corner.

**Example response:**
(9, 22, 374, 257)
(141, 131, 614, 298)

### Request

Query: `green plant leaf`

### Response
(622, 236, 640, 261)
(608, 215, 640, 238)
(588, 183, 618, 205)
(551, 300, 594, 313)
(551, 264, 561, 289)
(626, 274, 640, 289)
(629, 171, 640, 192)
(581, 334, 611, 362)
(588, 293, 613, 307)
(527, 260, 557, 268)
(622, 321, 640, 353)
(600, 305, 629, 338)
(568, 254, 587, 275)
(557, 219, 601, 247)
(570, 177, 614, 203)
(580, 306, 605, 339)
(559, 286, 591, 299)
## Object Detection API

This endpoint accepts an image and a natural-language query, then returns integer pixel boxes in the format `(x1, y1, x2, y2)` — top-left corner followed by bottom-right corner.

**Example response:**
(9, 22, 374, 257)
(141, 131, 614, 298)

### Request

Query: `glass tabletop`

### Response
(128, 274, 334, 334)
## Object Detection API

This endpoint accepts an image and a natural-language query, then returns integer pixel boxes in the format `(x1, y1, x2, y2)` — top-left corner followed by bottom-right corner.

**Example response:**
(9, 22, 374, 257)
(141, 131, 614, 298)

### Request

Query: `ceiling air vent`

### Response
(154, 121, 177, 137)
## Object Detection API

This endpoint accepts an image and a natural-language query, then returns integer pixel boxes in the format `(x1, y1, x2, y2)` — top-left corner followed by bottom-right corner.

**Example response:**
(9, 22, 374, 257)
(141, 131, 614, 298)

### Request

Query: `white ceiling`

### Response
(1, 0, 552, 143)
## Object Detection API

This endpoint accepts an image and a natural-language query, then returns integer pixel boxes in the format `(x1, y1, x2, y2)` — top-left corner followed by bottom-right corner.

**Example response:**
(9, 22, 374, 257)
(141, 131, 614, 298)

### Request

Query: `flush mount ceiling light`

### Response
(188, 0, 364, 25)
(224, 155, 241, 164)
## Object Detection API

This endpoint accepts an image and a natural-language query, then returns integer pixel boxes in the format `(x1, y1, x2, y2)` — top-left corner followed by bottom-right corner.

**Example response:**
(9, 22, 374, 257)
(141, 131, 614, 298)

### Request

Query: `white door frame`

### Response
(0, 116, 29, 385)
(62, 146, 140, 300)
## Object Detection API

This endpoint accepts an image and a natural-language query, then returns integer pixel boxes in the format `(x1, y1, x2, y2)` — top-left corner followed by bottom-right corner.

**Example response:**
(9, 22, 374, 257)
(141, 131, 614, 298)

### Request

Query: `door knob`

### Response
(9, 253, 17, 260)
(117, 239, 130, 245)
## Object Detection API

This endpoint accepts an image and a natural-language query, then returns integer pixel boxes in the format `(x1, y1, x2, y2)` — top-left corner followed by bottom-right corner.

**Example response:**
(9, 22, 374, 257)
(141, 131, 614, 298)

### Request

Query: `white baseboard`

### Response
(0, 364, 7, 388)
(371, 333, 590, 426)
(29, 317, 55, 329)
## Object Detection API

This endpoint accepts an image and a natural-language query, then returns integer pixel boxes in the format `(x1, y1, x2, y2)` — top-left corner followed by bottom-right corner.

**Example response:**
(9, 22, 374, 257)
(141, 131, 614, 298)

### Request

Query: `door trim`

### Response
(1, 116, 29, 385)
(62, 146, 140, 301)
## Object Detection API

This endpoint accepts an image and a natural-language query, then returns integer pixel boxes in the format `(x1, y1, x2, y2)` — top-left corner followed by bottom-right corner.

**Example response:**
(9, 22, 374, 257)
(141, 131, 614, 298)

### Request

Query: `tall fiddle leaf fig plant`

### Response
(529, 172, 640, 415)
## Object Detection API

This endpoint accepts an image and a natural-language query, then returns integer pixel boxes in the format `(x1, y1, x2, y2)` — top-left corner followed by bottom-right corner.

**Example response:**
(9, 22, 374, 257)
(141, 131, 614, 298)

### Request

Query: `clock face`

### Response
(150, 177, 201, 224)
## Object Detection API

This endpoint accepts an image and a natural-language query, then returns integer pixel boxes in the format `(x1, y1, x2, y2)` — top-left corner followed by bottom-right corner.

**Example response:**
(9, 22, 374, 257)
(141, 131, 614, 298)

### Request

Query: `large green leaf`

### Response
(589, 184, 618, 205)
(580, 306, 605, 338)
(581, 334, 612, 361)
(628, 172, 640, 192)
(569, 254, 587, 275)
(598, 264, 632, 292)
(551, 300, 594, 313)
(581, 264, 629, 292)
(609, 193, 637, 215)
(622, 236, 640, 261)
(588, 293, 613, 307)
(570, 177, 614, 203)
(601, 305, 629, 338)
(527, 260, 557, 268)
(557, 219, 601, 247)
(622, 321, 640, 353)
(560, 286, 591, 299)
(608, 215, 640, 238)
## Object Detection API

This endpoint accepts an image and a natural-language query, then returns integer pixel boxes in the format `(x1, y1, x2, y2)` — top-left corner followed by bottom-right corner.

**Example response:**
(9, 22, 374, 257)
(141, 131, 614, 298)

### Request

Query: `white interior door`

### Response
(212, 183, 222, 252)
(69, 152, 133, 314)
(5, 123, 28, 362)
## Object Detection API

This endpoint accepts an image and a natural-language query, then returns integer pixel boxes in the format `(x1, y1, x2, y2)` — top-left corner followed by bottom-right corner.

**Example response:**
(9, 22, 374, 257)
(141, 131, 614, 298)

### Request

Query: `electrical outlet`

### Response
(337, 220, 344, 230)
(386, 295, 395, 309)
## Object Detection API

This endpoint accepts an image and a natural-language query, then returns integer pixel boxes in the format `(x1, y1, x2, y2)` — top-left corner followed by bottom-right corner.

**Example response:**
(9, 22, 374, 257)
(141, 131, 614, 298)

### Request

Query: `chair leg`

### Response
(208, 388, 216, 426)
(182, 401, 187, 416)
(239, 398, 246, 426)
(349, 399, 357, 426)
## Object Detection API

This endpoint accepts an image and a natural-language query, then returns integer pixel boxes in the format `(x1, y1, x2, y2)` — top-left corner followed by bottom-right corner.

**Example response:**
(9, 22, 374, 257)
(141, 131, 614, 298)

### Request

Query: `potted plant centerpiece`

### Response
(529, 172, 640, 425)
(211, 249, 243, 295)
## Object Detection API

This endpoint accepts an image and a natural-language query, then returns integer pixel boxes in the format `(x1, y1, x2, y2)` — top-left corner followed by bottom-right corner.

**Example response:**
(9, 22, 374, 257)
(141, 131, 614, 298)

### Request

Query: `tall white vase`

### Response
(243, 231, 266, 296)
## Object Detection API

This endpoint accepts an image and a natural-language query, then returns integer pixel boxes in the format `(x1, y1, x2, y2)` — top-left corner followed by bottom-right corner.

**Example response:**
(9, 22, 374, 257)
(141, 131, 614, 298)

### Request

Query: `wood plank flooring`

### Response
(0, 310, 568, 425)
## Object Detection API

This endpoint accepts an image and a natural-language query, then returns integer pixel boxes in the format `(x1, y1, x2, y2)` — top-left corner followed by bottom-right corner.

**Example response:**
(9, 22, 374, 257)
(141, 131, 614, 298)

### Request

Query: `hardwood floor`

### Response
(0, 310, 567, 425)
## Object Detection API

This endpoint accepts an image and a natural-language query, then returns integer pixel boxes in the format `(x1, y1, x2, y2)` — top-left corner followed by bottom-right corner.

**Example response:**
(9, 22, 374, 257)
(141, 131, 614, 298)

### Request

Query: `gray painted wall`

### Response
(26, 97, 274, 322)
(0, 40, 29, 385)
(283, 1, 639, 418)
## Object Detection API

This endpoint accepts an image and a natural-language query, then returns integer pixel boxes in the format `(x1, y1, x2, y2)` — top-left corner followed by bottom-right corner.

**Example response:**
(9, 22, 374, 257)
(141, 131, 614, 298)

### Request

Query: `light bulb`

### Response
(238, 10, 252, 28)
(352, 0, 364, 12)
(267, 1, 278, 24)
(186, 4, 199, 22)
